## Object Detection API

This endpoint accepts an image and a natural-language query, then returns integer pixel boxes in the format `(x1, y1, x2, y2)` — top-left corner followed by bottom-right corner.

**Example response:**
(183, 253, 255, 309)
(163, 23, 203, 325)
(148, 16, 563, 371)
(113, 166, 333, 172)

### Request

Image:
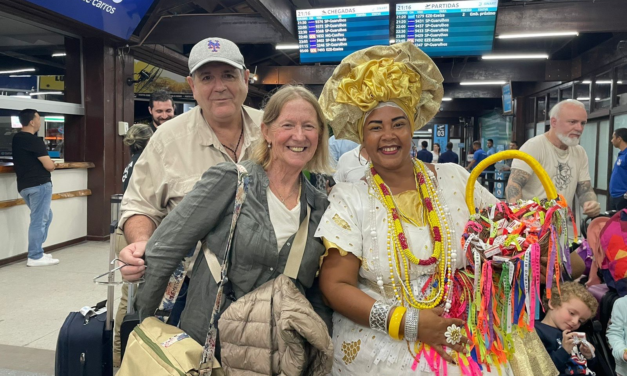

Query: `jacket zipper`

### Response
(134, 326, 186, 376)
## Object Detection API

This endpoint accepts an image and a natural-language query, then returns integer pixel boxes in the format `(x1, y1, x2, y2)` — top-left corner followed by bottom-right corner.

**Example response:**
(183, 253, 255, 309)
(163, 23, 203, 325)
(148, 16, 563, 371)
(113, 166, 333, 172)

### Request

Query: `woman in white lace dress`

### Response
(315, 43, 557, 376)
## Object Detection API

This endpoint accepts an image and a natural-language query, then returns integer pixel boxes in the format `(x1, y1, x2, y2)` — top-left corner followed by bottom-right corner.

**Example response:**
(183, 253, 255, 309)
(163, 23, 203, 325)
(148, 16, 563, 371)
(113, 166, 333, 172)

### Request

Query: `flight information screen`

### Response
(297, 4, 390, 64)
(395, 0, 498, 57)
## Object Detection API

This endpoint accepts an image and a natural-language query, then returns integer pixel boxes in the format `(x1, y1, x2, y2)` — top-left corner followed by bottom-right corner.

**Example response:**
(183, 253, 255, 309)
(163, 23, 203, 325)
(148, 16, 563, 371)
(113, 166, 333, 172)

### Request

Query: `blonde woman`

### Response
(135, 85, 334, 358)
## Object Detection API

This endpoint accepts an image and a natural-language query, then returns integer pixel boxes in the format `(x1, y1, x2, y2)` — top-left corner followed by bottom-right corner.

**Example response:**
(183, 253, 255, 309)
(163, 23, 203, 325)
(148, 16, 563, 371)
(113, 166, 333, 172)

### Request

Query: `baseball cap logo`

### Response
(207, 40, 221, 52)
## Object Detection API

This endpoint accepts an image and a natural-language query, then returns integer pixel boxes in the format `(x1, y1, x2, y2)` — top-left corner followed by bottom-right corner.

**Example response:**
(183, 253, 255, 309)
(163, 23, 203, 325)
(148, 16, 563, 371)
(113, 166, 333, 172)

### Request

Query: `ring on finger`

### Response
(445, 324, 463, 346)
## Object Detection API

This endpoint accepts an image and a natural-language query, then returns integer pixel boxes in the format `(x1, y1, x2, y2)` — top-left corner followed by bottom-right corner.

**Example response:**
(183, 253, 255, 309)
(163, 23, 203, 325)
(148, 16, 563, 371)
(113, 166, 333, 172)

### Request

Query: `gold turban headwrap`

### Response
(319, 42, 444, 143)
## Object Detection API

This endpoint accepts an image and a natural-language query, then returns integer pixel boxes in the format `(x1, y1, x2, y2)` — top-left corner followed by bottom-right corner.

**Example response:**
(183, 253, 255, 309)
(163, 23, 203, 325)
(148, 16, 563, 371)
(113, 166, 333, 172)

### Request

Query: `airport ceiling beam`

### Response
(245, 0, 298, 43)
(496, 0, 627, 35)
(142, 14, 289, 45)
(257, 61, 549, 85)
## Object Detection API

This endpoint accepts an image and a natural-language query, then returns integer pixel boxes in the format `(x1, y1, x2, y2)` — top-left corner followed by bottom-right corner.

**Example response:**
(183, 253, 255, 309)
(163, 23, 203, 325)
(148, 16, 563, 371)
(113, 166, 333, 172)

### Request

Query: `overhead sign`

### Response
(23, 0, 156, 39)
(502, 82, 513, 115)
(433, 124, 448, 150)
(297, 4, 390, 63)
(395, 0, 498, 57)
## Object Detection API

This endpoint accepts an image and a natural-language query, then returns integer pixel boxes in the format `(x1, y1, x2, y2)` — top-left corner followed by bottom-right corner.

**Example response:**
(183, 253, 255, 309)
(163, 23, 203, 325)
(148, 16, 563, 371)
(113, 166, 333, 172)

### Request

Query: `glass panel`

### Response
(526, 97, 535, 124)
(526, 127, 535, 141)
(598, 194, 608, 212)
(536, 122, 545, 137)
(549, 91, 558, 113)
(616, 65, 627, 107)
(613, 113, 627, 161)
(43, 115, 64, 159)
(0, 14, 79, 103)
(536, 97, 546, 123)
(580, 121, 598, 186)
(597, 119, 610, 190)
(575, 81, 591, 111)
(593, 72, 612, 110)
(560, 86, 573, 100)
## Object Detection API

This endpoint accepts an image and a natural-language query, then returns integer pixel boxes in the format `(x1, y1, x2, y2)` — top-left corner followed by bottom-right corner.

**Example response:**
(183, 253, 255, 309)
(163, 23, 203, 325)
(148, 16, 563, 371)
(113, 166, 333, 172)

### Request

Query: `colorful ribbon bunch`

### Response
(457, 198, 574, 372)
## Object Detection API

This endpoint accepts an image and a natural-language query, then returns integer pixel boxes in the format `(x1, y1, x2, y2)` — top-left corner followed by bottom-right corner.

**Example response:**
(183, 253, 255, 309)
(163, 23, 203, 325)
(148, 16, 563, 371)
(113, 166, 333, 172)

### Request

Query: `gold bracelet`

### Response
(388, 306, 407, 341)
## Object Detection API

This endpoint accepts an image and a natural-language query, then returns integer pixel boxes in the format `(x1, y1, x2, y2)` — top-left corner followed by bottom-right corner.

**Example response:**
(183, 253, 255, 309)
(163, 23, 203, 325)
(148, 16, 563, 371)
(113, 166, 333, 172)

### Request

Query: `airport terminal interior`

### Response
(1, 0, 627, 375)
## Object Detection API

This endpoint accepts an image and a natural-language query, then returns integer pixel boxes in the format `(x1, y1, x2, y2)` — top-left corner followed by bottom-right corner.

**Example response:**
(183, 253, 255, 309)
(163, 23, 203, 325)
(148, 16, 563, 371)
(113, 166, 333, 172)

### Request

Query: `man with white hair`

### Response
(506, 99, 600, 217)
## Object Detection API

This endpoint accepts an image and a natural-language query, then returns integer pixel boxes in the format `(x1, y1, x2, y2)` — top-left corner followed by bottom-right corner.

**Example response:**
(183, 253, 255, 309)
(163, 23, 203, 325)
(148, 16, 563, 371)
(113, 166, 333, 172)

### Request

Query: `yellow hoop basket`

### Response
(464, 150, 559, 214)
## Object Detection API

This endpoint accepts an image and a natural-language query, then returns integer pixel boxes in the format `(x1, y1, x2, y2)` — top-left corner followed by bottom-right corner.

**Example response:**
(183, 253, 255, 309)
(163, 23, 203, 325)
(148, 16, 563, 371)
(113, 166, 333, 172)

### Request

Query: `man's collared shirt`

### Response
(417, 148, 433, 163)
(120, 105, 263, 229)
(610, 148, 627, 198)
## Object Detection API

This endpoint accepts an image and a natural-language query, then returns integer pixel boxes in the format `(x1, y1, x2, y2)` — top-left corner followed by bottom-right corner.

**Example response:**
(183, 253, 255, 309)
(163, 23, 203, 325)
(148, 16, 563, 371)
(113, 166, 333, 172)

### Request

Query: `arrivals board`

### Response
(297, 4, 390, 64)
(395, 0, 498, 57)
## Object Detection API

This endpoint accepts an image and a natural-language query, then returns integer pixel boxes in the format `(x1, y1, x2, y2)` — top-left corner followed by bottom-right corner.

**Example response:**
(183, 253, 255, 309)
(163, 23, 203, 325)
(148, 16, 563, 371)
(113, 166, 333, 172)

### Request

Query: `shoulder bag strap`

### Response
(199, 163, 249, 374)
(283, 204, 311, 279)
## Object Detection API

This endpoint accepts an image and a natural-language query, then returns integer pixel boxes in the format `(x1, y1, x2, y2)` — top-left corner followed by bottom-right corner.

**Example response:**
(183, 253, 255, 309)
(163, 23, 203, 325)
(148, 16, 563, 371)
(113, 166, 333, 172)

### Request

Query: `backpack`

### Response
(599, 209, 627, 297)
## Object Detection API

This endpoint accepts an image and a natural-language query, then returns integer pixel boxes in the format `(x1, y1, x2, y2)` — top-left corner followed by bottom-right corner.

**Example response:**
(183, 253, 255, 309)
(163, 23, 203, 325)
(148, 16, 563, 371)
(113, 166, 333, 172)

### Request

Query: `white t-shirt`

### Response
(511, 134, 591, 206)
(267, 188, 300, 252)
(334, 146, 368, 183)
(431, 151, 439, 163)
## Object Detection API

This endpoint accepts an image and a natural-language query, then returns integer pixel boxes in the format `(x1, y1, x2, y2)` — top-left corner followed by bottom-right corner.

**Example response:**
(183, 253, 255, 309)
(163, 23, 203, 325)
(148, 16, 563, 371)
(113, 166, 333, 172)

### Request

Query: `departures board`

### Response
(297, 4, 390, 64)
(395, 0, 498, 57)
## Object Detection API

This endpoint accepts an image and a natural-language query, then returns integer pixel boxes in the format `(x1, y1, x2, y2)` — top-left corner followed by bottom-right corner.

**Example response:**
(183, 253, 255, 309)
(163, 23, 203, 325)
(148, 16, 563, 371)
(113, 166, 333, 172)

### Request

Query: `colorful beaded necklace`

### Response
(369, 159, 454, 310)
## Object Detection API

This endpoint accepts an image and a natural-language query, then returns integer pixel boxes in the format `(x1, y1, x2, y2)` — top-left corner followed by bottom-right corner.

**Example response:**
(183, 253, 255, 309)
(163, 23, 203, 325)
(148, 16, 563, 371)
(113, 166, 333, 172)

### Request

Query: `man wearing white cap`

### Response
(114, 38, 262, 365)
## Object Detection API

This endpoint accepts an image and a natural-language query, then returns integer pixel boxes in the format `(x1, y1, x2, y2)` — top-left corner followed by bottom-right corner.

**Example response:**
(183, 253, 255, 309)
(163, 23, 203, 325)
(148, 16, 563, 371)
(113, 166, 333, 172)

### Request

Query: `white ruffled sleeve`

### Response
(314, 182, 365, 260)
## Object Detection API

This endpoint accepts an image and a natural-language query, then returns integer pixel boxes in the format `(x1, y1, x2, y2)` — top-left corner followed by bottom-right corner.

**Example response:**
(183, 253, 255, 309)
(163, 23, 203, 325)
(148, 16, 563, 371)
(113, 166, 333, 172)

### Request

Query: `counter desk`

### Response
(0, 162, 94, 264)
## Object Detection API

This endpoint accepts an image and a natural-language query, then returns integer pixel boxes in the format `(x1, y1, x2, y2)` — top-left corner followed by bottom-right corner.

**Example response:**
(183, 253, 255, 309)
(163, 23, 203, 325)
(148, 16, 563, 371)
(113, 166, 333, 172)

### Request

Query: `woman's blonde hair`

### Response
(124, 123, 153, 154)
(251, 85, 332, 174)
(545, 281, 598, 317)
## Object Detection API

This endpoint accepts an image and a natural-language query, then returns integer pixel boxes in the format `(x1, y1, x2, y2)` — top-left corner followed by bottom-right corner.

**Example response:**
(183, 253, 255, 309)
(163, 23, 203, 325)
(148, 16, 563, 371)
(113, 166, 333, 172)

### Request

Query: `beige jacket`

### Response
(218, 275, 333, 376)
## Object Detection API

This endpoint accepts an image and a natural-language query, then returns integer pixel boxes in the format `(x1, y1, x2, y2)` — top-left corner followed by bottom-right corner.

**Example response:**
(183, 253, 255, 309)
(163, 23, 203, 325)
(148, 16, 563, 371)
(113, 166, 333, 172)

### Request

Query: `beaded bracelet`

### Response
(369, 300, 393, 333)
(388, 306, 407, 341)
(404, 307, 419, 342)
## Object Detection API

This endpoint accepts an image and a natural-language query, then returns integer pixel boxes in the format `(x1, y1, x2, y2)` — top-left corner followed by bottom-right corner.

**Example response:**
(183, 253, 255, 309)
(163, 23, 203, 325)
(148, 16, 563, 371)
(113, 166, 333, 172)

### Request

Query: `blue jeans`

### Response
(19, 182, 53, 260)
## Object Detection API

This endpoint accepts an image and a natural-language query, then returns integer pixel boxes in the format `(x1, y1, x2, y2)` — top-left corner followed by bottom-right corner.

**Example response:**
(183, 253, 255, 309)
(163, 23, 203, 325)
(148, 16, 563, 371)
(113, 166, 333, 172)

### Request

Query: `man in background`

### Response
(417, 140, 433, 163)
(148, 90, 175, 132)
(610, 128, 627, 210)
(12, 109, 58, 267)
(502, 140, 519, 171)
(506, 99, 600, 218)
(328, 134, 358, 163)
(439, 141, 459, 164)
(466, 140, 487, 172)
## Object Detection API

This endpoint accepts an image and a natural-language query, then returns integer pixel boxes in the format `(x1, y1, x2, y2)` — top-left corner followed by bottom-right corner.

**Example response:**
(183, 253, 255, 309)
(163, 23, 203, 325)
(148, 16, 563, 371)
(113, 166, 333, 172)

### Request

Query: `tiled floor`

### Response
(0, 241, 122, 375)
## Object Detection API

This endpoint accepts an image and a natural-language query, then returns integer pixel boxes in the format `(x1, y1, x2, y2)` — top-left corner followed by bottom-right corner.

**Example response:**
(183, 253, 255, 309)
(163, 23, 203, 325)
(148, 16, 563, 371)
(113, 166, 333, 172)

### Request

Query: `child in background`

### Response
(607, 295, 627, 376)
(536, 282, 599, 375)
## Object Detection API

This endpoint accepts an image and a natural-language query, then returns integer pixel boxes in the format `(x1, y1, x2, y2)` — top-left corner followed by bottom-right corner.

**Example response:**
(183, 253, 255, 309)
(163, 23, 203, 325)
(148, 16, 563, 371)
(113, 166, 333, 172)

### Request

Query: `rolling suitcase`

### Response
(120, 283, 139, 360)
(55, 220, 117, 376)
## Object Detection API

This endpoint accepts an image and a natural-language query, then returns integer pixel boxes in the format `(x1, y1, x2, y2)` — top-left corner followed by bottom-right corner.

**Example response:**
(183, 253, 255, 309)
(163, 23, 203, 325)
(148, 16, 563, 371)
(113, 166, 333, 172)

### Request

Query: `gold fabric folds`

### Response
(336, 58, 422, 134)
(509, 329, 559, 376)
(319, 42, 444, 144)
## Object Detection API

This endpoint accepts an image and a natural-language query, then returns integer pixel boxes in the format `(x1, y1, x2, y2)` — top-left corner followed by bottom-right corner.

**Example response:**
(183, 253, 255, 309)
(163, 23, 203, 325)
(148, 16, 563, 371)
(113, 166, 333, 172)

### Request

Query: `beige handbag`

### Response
(118, 317, 223, 375)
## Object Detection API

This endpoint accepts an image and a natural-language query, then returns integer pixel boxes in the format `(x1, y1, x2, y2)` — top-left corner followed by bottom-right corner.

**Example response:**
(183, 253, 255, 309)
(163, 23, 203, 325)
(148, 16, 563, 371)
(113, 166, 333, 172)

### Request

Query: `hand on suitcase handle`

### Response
(119, 241, 147, 282)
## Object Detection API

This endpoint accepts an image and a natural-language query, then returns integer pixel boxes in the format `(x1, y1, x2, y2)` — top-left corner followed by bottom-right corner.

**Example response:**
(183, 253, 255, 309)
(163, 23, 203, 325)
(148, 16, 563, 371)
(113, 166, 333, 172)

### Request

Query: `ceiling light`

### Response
(276, 44, 299, 50)
(482, 54, 548, 60)
(30, 91, 63, 96)
(582, 80, 623, 84)
(389, 38, 396, 44)
(460, 81, 507, 86)
(576, 97, 601, 101)
(0, 68, 36, 74)
(442, 97, 452, 101)
(52, 53, 66, 57)
(496, 31, 579, 39)
(9, 75, 32, 78)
